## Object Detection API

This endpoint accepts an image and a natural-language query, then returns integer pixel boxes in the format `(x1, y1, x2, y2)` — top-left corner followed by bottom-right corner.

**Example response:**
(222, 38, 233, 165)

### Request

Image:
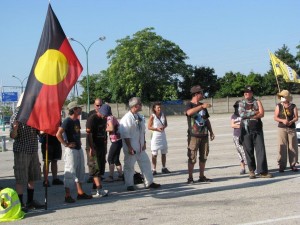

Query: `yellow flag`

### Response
(269, 51, 300, 83)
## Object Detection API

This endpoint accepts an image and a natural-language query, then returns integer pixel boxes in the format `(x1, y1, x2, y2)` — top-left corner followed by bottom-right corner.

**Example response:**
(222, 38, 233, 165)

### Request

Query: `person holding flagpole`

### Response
(9, 93, 44, 211)
(274, 90, 299, 172)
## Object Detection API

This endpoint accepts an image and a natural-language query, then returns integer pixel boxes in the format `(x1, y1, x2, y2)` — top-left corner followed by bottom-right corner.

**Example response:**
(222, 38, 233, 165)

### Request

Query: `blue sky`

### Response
(1, 0, 299, 92)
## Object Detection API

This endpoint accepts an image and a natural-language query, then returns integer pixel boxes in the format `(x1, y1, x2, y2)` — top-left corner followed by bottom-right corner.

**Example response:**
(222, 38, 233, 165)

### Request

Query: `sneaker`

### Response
(152, 170, 157, 175)
(198, 176, 212, 182)
(77, 193, 93, 200)
(87, 176, 94, 183)
(93, 189, 109, 198)
(259, 173, 273, 178)
(127, 186, 135, 191)
(146, 182, 161, 189)
(43, 181, 51, 187)
(65, 196, 75, 203)
(187, 177, 194, 184)
(240, 169, 246, 175)
(52, 178, 64, 185)
(249, 171, 256, 179)
(103, 176, 114, 182)
(162, 168, 171, 174)
(26, 200, 44, 209)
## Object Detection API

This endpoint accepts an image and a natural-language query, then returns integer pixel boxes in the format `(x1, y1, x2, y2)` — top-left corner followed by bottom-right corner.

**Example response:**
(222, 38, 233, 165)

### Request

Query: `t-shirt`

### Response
(86, 113, 107, 147)
(186, 102, 210, 137)
(61, 117, 81, 150)
(231, 114, 241, 137)
(107, 115, 121, 142)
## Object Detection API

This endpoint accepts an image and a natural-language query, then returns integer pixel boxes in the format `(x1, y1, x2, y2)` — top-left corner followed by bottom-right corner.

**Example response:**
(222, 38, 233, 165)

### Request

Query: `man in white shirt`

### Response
(120, 97, 161, 191)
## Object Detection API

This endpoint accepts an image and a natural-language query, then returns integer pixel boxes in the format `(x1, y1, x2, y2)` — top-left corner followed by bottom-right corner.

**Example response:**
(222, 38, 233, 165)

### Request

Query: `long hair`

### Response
(233, 101, 240, 116)
(151, 101, 161, 113)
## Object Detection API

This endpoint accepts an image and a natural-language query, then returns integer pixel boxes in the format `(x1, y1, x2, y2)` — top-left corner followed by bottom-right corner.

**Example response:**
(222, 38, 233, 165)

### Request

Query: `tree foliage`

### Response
(78, 29, 300, 101)
(105, 27, 191, 103)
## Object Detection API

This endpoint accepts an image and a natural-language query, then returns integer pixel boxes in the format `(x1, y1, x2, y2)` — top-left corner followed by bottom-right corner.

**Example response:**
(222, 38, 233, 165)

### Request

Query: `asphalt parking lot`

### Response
(0, 111, 299, 225)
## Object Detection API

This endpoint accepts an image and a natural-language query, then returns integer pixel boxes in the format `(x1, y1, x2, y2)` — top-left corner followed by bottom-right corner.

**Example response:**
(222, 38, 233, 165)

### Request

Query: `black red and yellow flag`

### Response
(16, 4, 83, 136)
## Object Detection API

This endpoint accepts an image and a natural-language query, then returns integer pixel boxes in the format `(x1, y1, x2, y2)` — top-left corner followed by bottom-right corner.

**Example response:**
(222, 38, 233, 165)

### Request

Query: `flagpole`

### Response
(45, 134, 49, 210)
(269, 50, 281, 92)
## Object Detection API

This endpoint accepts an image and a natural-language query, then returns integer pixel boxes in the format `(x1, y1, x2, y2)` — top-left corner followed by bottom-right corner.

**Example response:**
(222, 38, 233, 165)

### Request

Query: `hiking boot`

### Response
(103, 176, 114, 182)
(77, 193, 93, 200)
(187, 177, 194, 184)
(127, 186, 135, 191)
(198, 176, 212, 182)
(259, 173, 273, 178)
(65, 196, 75, 203)
(152, 170, 157, 175)
(162, 168, 171, 174)
(52, 178, 64, 185)
(146, 182, 161, 189)
(240, 169, 246, 175)
(93, 189, 109, 198)
(249, 171, 256, 179)
(43, 181, 51, 187)
(26, 200, 44, 209)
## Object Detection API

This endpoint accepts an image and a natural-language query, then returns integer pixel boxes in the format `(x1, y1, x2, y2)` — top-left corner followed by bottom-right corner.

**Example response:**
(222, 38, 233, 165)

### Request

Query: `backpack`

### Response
(0, 188, 25, 222)
(133, 172, 144, 184)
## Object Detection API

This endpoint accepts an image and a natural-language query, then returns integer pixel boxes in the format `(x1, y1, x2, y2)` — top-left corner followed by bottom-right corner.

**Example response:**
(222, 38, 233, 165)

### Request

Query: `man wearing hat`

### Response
(186, 85, 215, 184)
(56, 101, 93, 203)
(85, 104, 110, 197)
(238, 85, 272, 179)
(274, 90, 298, 172)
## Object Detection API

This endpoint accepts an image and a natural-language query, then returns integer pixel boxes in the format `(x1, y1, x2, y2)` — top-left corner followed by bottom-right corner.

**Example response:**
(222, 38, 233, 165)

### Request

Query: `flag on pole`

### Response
(269, 51, 300, 83)
(16, 4, 83, 136)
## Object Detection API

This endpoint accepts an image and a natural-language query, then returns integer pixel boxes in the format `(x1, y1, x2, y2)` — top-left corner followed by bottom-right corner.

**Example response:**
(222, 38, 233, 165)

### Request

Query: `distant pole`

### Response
(12, 75, 28, 93)
(68, 36, 106, 112)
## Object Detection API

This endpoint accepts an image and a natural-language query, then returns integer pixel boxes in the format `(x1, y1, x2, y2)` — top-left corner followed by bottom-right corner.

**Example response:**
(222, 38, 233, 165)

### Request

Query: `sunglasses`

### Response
(95, 104, 102, 107)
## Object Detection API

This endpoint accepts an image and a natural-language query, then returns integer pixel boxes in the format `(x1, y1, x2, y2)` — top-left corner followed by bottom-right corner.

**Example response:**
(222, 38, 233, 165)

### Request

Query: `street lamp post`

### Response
(68, 36, 106, 112)
(12, 75, 29, 93)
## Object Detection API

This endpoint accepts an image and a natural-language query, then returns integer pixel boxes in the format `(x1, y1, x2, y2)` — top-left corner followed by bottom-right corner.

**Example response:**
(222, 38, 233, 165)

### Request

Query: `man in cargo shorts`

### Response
(186, 85, 215, 184)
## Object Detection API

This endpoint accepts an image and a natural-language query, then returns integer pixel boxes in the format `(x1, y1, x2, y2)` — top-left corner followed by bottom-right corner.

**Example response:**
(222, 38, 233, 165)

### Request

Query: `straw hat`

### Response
(277, 90, 293, 102)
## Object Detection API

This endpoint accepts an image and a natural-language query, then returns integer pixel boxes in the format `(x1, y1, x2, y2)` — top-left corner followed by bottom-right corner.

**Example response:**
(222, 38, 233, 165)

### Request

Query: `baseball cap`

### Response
(244, 85, 254, 93)
(67, 101, 83, 110)
(190, 85, 203, 94)
(99, 104, 112, 116)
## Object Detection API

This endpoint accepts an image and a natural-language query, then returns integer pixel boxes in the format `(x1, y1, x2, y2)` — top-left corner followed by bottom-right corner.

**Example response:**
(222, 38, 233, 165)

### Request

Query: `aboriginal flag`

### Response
(16, 4, 83, 135)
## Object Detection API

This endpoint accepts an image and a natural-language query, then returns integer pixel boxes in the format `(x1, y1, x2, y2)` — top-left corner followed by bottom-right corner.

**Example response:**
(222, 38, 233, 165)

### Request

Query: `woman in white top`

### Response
(148, 102, 170, 175)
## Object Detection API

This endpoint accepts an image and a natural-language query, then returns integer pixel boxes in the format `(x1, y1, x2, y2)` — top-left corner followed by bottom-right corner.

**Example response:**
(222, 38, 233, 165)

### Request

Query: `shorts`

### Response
(151, 148, 168, 156)
(41, 143, 62, 161)
(64, 148, 85, 187)
(14, 152, 41, 185)
(187, 136, 209, 164)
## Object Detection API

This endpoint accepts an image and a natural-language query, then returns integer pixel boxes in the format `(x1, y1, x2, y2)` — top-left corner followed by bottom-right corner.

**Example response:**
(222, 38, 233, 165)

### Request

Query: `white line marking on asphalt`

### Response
(239, 215, 300, 225)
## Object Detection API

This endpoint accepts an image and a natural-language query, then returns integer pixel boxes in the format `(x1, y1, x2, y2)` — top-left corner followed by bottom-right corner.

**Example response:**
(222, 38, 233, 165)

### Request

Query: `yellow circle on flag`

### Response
(34, 49, 68, 85)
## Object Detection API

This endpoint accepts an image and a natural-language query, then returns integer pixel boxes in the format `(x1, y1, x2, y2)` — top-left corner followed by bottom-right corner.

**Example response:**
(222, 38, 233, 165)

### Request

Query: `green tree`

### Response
(180, 66, 218, 99)
(79, 71, 112, 104)
(106, 27, 191, 103)
(215, 72, 247, 97)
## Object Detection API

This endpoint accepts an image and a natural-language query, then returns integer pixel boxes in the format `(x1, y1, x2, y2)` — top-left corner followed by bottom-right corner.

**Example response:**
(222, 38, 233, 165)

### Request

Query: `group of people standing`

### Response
(7, 84, 298, 213)
(231, 86, 298, 179)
